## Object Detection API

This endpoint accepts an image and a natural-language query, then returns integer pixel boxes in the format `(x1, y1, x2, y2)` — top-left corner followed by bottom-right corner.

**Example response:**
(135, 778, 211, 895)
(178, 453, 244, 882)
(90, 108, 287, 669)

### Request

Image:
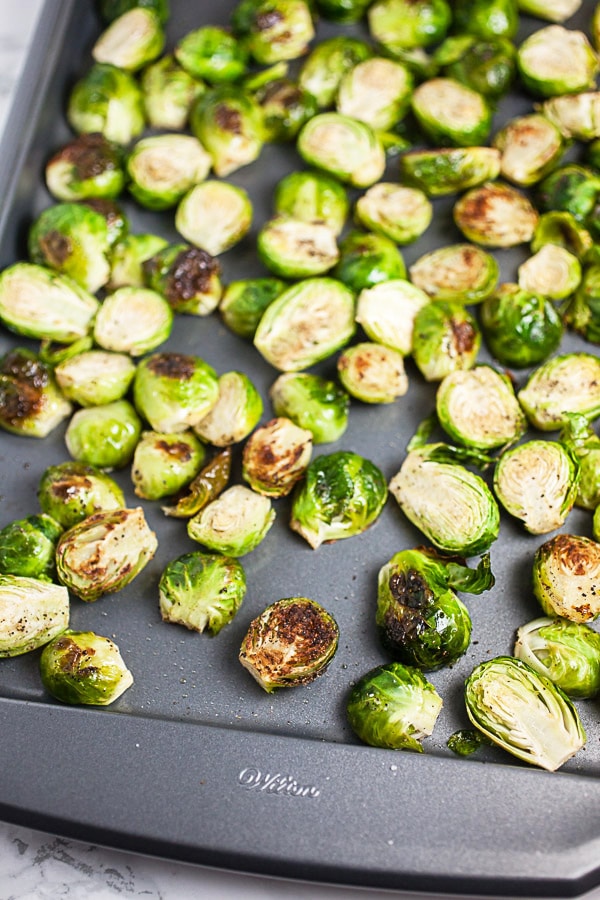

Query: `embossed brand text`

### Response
(238, 767, 320, 798)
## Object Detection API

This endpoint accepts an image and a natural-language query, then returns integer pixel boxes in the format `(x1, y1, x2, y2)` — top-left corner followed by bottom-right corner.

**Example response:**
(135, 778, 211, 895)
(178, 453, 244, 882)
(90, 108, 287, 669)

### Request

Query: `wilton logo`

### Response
(238, 767, 320, 798)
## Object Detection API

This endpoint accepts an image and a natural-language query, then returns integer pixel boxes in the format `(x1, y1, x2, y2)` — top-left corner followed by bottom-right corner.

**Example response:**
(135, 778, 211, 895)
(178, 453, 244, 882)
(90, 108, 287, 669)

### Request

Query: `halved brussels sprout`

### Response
(465, 655, 585, 771)
(143, 244, 222, 316)
(492, 113, 564, 187)
(563, 262, 600, 344)
(93, 287, 173, 356)
(175, 180, 252, 256)
(231, 0, 315, 64)
(0, 347, 72, 439)
(84, 197, 128, 248)
(400, 147, 501, 197)
(536, 164, 600, 231)
(355, 279, 430, 355)
(269, 372, 350, 444)
(162, 447, 232, 519)
(480, 283, 563, 368)
(98, 0, 169, 22)
(410, 77, 492, 147)
(140, 54, 205, 131)
(108, 233, 168, 290)
(297, 113, 386, 189)
(451, 0, 519, 39)
(254, 277, 355, 372)
(133, 351, 219, 433)
(517, 25, 598, 98)
(337, 341, 409, 404)
(45, 133, 125, 202)
(347, 661, 443, 752)
(514, 616, 600, 700)
(0, 514, 63, 582)
(437, 35, 516, 99)
(516, 0, 581, 21)
(56, 506, 157, 602)
(333, 230, 406, 293)
(131, 430, 205, 501)
(55, 350, 135, 408)
(67, 62, 146, 145)
(187, 484, 275, 557)
(242, 416, 313, 498)
(219, 277, 285, 340)
(389, 442, 500, 556)
(92, 7, 165, 71)
(542, 91, 600, 142)
(315, 0, 373, 22)
(189, 85, 264, 176)
(412, 300, 481, 382)
(40, 630, 133, 706)
(252, 75, 318, 143)
(38, 461, 125, 529)
(531, 210, 593, 260)
(257, 216, 339, 278)
(297, 35, 372, 108)
(408, 243, 499, 304)
(336, 57, 413, 132)
(0, 575, 69, 657)
(239, 596, 339, 692)
(354, 183, 432, 245)
(194, 370, 263, 446)
(453, 182, 539, 247)
(518, 353, 600, 431)
(533, 534, 600, 624)
(436, 365, 527, 450)
(159, 551, 246, 636)
(65, 399, 142, 470)
(126, 134, 212, 210)
(174, 25, 248, 82)
(517, 245, 581, 301)
(290, 450, 387, 549)
(367, 0, 451, 51)
(274, 170, 349, 237)
(559, 413, 600, 510)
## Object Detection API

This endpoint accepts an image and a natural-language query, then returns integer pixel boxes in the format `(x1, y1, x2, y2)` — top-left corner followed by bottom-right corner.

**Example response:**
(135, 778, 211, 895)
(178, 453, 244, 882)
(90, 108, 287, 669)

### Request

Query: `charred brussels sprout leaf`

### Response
(447, 728, 491, 757)
(480, 283, 563, 368)
(0, 514, 63, 581)
(269, 372, 350, 444)
(0, 575, 69, 657)
(514, 617, 600, 700)
(0, 347, 72, 439)
(65, 399, 142, 469)
(38, 461, 125, 529)
(40, 630, 133, 706)
(532, 534, 600, 624)
(159, 551, 246, 636)
(162, 447, 231, 519)
(187, 485, 275, 557)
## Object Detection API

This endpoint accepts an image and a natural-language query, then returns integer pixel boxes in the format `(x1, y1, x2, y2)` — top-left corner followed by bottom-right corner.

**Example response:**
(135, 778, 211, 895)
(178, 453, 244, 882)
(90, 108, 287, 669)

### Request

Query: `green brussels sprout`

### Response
(269, 372, 350, 444)
(189, 86, 264, 177)
(559, 413, 600, 510)
(410, 78, 492, 147)
(315, 0, 372, 22)
(38, 461, 125, 529)
(143, 244, 222, 316)
(354, 183, 432, 245)
(219, 277, 285, 340)
(408, 244, 499, 304)
(412, 300, 481, 382)
(542, 92, 600, 142)
(174, 26, 248, 82)
(492, 113, 564, 187)
(355, 279, 430, 355)
(67, 62, 145, 145)
(563, 263, 600, 344)
(389, 442, 500, 556)
(531, 210, 593, 260)
(187, 484, 275, 556)
(480, 283, 563, 368)
(83, 197, 129, 248)
(399, 147, 501, 198)
(290, 450, 387, 549)
(56, 506, 157, 602)
(297, 113, 386, 189)
(0, 348, 72, 439)
(257, 216, 339, 278)
(367, 0, 451, 51)
(162, 447, 232, 519)
(298, 36, 373, 109)
(532, 534, 600, 624)
(518, 353, 600, 431)
(517, 25, 598, 98)
(377, 548, 494, 670)
(55, 350, 136, 408)
(273, 170, 349, 237)
(40, 630, 133, 706)
(98, 0, 169, 25)
(0, 575, 69, 657)
(536, 164, 600, 232)
(436, 365, 527, 450)
(133, 351, 219, 433)
(336, 57, 413, 132)
(108, 233, 168, 290)
(453, 182, 539, 247)
(240, 596, 338, 693)
(140, 55, 205, 131)
(194, 370, 263, 446)
(346, 661, 443, 752)
(451, 0, 519, 39)
(65, 399, 142, 469)
(437, 36, 516, 99)
(126, 134, 211, 211)
(0, 514, 63, 581)
(175, 180, 253, 255)
(131, 430, 205, 501)
(333, 230, 406, 293)
(493, 439, 579, 534)
(92, 7, 165, 72)
(45, 133, 125, 202)
(337, 342, 409, 404)
(516, 0, 581, 21)
(159, 551, 246, 636)
(464, 656, 585, 771)
(242, 416, 313, 497)
(231, 0, 315, 64)
(0, 262, 99, 344)
(518, 245, 581, 301)
(93, 287, 173, 357)
(254, 277, 355, 372)
(514, 616, 600, 700)
(247, 72, 318, 144)
(28, 202, 111, 294)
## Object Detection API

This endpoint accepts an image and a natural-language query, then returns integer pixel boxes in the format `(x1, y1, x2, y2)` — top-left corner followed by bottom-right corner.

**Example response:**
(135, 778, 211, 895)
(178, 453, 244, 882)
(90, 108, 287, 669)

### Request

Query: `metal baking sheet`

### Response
(1, 1, 600, 895)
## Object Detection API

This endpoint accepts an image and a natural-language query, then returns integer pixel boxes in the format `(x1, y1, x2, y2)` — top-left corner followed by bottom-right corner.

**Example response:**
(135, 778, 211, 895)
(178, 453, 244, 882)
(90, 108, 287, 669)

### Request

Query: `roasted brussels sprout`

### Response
(0, 347, 72, 439)
(65, 399, 142, 469)
(269, 372, 350, 444)
(140, 54, 205, 131)
(389, 442, 500, 556)
(355, 278, 430, 355)
(514, 617, 600, 700)
(536, 164, 600, 232)
(333, 230, 406, 293)
(257, 216, 339, 278)
(189, 85, 263, 176)
(411, 300, 481, 382)
(493, 439, 579, 535)
(436, 365, 526, 450)
(242, 417, 312, 498)
(492, 113, 564, 187)
(38, 461, 125, 529)
(336, 57, 413, 132)
(298, 36, 372, 109)
(465, 656, 585, 771)
(231, 0, 315, 63)
(531, 210, 593, 260)
(93, 286, 173, 357)
(559, 413, 600, 510)
(143, 244, 222, 316)
(187, 484, 275, 557)
(40, 630, 133, 706)
(337, 342, 409, 404)
(219, 277, 285, 339)
(131, 430, 205, 501)
(516, 0, 581, 21)
(83, 197, 128, 247)
(354, 183, 432, 245)
(92, 7, 165, 71)
(252, 75, 318, 143)
(453, 182, 539, 247)
(0, 575, 69, 657)
(517, 26, 598, 98)
(0, 514, 63, 581)
(175, 180, 253, 256)
(45, 133, 125, 202)
(518, 244, 581, 301)
(159, 551, 246, 636)
(376, 548, 494, 670)
(409, 244, 499, 304)
(174, 26, 248, 82)
(126, 134, 211, 211)
(410, 78, 492, 147)
(480, 283, 563, 368)
(347, 661, 443, 751)
(273, 170, 349, 236)
(55, 350, 135, 408)
(367, 0, 451, 51)
(437, 35, 516, 99)
(518, 353, 600, 431)
(133, 351, 219, 433)
(194, 370, 263, 447)
(290, 450, 387, 549)
(240, 596, 338, 692)
(108, 233, 168, 291)
(98, 0, 169, 22)
(315, 0, 373, 22)
(563, 263, 600, 343)
(254, 277, 355, 372)
(162, 447, 232, 519)
(297, 113, 386, 189)
(67, 62, 145, 145)
(399, 147, 501, 198)
(542, 91, 600, 142)
(56, 506, 157, 602)
(451, 0, 519, 39)
(532, 533, 600, 624)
